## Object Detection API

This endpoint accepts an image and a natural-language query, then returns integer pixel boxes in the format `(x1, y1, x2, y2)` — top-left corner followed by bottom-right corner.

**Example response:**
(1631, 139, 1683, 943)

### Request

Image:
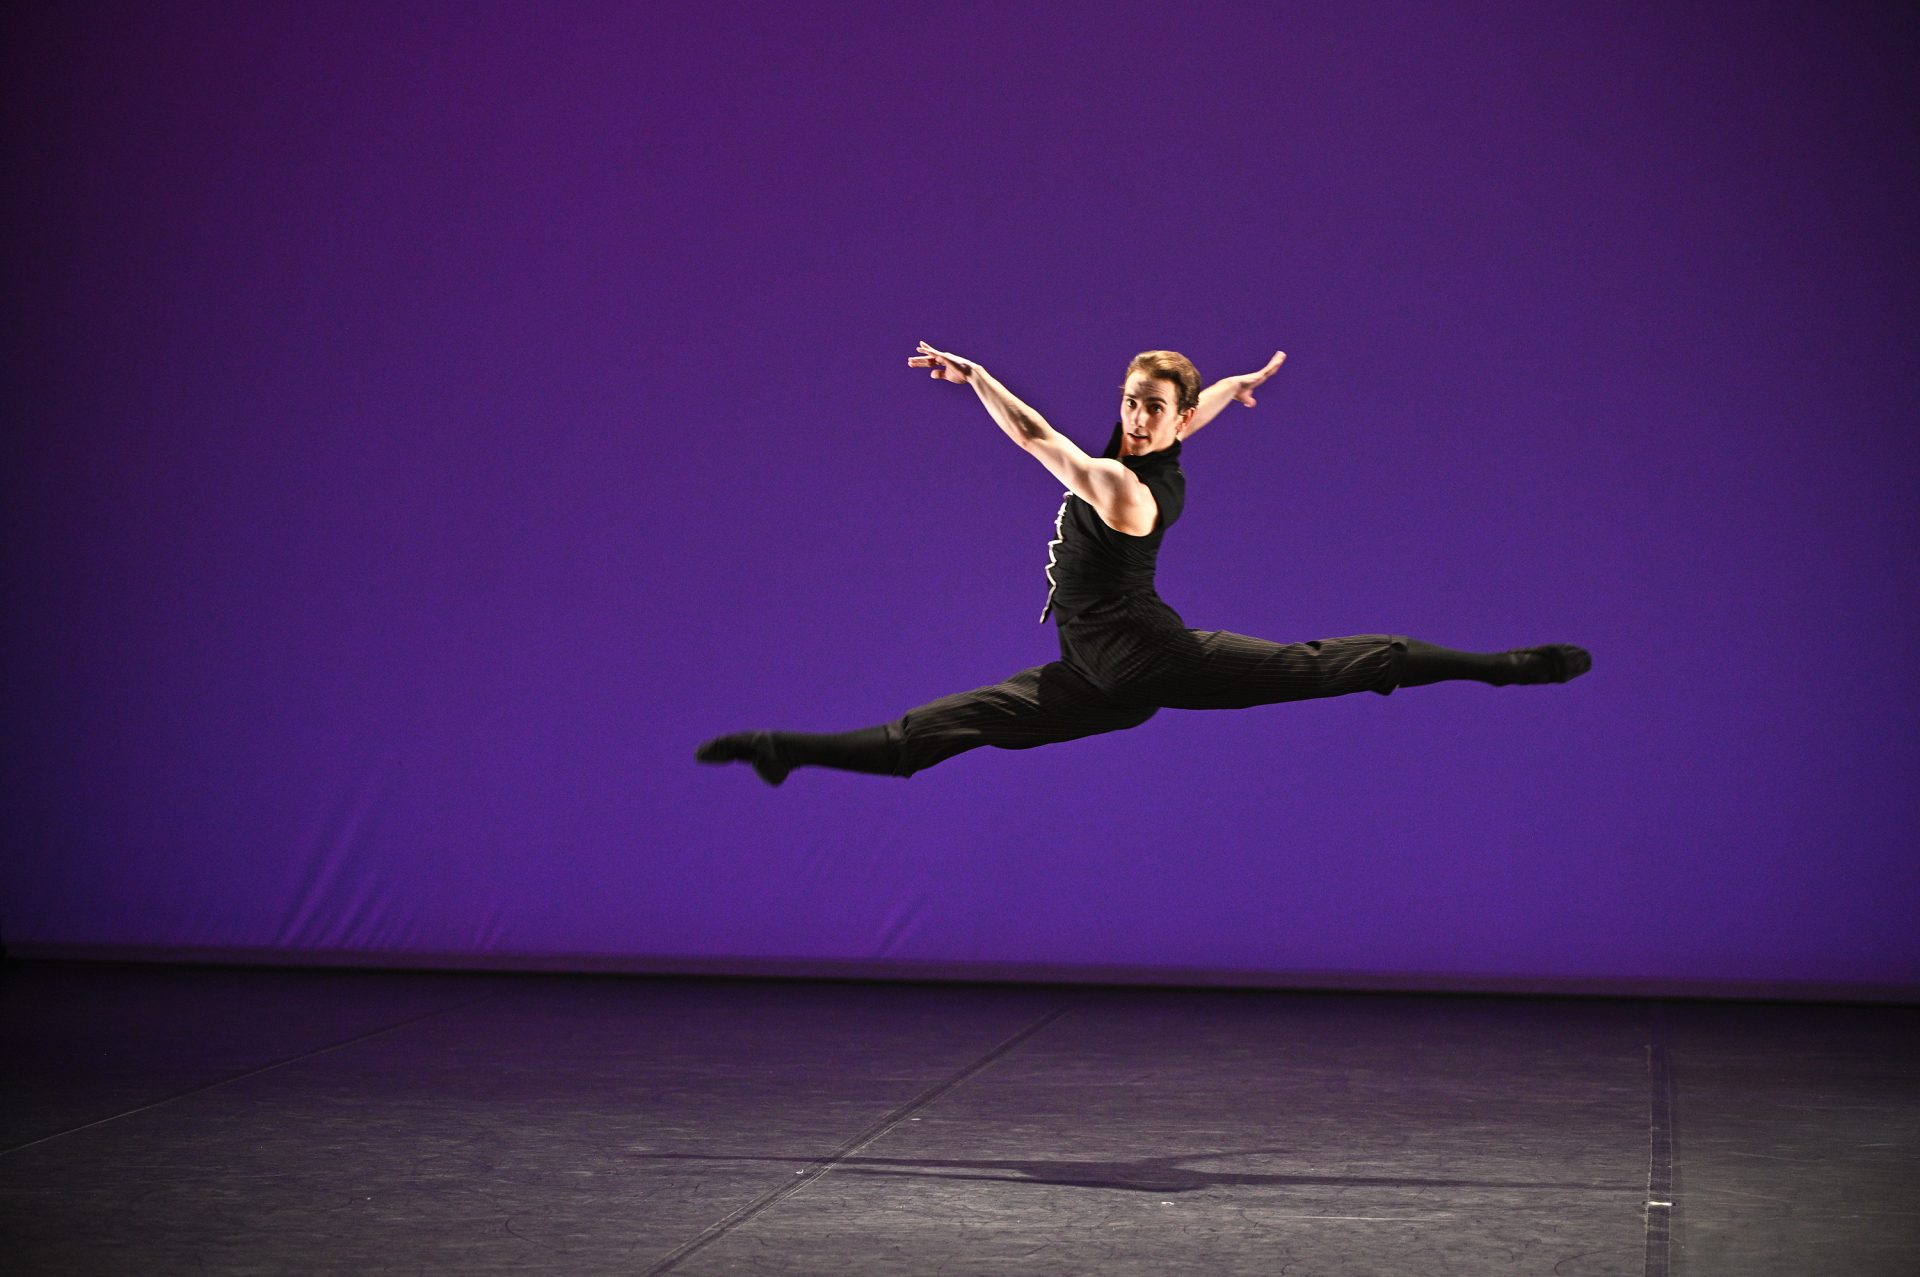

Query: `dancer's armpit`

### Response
(1023, 434, 1156, 534)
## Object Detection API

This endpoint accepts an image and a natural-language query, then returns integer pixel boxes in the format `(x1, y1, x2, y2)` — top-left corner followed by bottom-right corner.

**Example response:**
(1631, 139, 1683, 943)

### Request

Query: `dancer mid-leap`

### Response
(696, 342, 1590, 786)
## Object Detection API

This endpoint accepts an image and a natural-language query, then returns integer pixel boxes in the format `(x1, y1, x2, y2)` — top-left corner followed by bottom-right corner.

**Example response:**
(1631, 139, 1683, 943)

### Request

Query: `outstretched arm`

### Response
(1179, 350, 1287, 441)
(909, 341, 1157, 536)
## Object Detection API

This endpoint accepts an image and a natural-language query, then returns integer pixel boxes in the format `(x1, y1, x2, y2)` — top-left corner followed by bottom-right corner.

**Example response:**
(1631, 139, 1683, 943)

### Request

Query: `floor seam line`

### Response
(644, 1003, 1075, 1275)
(1644, 1000, 1674, 1277)
(0, 988, 506, 1159)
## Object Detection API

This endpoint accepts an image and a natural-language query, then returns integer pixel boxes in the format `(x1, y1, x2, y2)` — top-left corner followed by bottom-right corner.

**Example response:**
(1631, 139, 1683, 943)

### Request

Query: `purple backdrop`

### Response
(5, 1, 1916, 993)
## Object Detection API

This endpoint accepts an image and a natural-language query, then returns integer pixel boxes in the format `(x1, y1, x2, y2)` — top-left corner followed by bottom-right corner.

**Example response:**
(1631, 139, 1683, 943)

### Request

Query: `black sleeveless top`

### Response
(1039, 422, 1186, 623)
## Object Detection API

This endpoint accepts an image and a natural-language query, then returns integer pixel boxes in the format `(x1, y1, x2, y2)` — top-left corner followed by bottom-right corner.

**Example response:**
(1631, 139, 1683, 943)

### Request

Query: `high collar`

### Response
(1101, 421, 1184, 466)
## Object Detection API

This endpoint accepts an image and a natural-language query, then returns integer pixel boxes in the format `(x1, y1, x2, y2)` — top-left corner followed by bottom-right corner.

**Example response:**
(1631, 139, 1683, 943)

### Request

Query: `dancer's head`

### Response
(1119, 351, 1200, 456)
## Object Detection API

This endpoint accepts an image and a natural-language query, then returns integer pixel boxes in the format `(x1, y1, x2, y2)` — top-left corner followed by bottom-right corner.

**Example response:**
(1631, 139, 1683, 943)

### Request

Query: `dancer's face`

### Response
(1119, 373, 1192, 457)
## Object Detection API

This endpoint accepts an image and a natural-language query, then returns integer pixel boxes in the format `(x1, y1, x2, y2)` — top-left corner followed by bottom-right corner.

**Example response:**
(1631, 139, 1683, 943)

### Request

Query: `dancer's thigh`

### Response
(897, 660, 1158, 754)
(1140, 630, 1410, 710)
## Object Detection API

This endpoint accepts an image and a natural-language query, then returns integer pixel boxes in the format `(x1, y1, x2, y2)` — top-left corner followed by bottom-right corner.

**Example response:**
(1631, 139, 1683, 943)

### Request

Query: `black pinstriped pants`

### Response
(879, 592, 1408, 778)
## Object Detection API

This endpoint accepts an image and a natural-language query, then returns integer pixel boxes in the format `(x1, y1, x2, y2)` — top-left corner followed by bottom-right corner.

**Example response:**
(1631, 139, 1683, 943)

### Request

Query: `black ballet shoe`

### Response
(1504, 644, 1592, 684)
(693, 732, 793, 786)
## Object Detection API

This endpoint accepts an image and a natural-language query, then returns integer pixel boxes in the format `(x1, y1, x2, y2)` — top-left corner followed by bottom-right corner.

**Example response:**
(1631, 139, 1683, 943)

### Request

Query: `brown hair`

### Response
(1123, 350, 1202, 414)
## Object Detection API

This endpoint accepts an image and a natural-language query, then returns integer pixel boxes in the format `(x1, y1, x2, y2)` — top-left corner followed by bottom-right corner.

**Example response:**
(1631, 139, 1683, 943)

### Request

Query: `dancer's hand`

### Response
(1229, 350, 1287, 407)
(909, 341, 977, 384)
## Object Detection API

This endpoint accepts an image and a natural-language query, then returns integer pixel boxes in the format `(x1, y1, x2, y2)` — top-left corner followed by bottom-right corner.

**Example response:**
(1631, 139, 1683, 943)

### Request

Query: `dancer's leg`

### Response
(1135, 631, 1589, 710)
(1141, 631, 1413, 710)
(695, 660, 1157, 785)
(1398, 638, 1593, 688)
(694, 726, 897, 786)
(886, 661, 1158, 777)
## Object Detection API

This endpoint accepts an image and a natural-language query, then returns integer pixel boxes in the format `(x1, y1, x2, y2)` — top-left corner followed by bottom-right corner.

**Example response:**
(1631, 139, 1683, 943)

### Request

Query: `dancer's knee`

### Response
(1373, 635, 1410, 696)
(884, 719, 929, 778)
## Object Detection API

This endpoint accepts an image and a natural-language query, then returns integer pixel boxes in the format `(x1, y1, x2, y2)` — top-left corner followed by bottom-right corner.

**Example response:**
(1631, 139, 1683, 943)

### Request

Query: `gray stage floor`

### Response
(1, 962, 1916, 1275)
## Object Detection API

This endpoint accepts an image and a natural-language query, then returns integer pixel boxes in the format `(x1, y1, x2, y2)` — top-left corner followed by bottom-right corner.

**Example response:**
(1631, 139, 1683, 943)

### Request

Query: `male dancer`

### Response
(696, 342, 1590, 786)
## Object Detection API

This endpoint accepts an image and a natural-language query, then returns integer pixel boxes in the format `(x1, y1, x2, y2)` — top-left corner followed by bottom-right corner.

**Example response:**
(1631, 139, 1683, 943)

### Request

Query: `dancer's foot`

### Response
(693, 732, 793, 786)
(1504, 644, 1592, 684)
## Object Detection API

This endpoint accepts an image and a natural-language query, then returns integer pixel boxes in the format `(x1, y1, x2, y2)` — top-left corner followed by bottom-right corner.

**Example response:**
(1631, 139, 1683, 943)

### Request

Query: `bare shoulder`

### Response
(1098, 465, 1159, 537)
